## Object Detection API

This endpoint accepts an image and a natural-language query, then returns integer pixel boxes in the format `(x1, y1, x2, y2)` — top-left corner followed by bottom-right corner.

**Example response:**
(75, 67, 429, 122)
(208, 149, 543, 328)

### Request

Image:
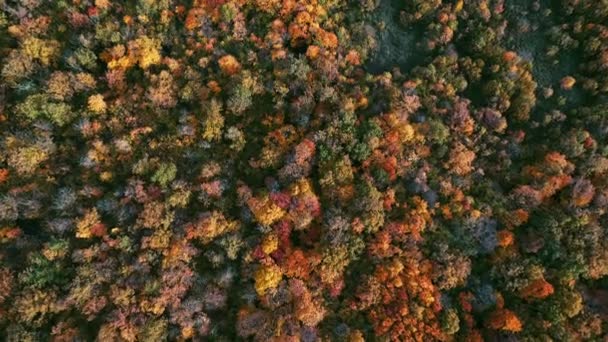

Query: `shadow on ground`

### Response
(364, 0, 429, 74)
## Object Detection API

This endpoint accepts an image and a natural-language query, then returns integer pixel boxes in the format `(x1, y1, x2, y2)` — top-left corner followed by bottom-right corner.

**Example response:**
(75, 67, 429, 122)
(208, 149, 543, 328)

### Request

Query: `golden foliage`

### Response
(22, 37, 60, 65)
(186, 211, 239, 244)
(261, 233, 279, 254)
(76, 208, 106, 239)
(87, 94, 107, 113)
(247, 195, 286, 226)
(254, 264, 283, 295)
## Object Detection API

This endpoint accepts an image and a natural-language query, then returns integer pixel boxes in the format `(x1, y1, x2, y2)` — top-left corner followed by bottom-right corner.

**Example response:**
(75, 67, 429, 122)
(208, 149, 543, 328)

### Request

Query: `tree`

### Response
(486, 308, 523, 332)
(218, 55, 241, 75)
(254, 264, 283, 295)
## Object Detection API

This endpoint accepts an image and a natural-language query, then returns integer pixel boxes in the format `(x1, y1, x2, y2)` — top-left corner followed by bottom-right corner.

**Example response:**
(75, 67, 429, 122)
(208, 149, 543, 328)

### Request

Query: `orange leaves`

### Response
(383, 188, 396, 210)
(383, 112, 416, 143)
(291, 279, 326, 326)
(544, 151, 573, 173)
(497, 230, 515, 247)
(293, 138, 316, 165)
(208, 80, 222, 93)
(572, 178, 595, 207)
(335, 184, 355, 203)
(520, 279, 554, 300)
(306, 45, 320, 59)
(540, 153, 574, 194)
(317, 29, 338, 49)
(446, 142, 476, 176)
(379, 259, 404, 282)
(514, 152, 576, 208)
(282, 249, 315, 280)
(381, 156, 398, 181)
(0, 169, 9, 184)
(503, 51, 518, 63)
(345, 50, 361, 65)
(285, 6, 339, 51)
(0, 227, 21, 243)
(218, 55, 241, 76)
(164, 239, 197, 267)
(503, 208, 529, 229)
(4, 0, 604, 337)
(293, 293, 325, 326)
(94, 0, 111, 9)
(487, 308, 523, 332)
(539, 174, 573, 199)
(381, 197, 431, 243)
(185, 8, 205, 30)
(288, 21, 310, 46)
(356, 248, 444, 340)
(513, 208, 529, 224)
(368, 231, 392, 257)
(561, 76, 576, 90)
(271, 48, 287, 60)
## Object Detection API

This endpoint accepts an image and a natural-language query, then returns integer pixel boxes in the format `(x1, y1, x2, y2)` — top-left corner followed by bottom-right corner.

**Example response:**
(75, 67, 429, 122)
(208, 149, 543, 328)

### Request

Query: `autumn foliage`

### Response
(0, 0, 607, 340)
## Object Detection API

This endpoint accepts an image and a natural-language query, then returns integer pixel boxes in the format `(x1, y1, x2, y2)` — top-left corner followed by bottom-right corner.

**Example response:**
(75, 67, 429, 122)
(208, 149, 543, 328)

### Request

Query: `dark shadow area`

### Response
(364, 0, 430, 74)
(504, 0, 582, 87)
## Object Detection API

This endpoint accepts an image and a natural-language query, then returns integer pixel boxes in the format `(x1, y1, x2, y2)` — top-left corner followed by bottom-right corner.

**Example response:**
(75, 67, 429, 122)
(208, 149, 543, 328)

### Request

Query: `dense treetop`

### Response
(1, 0, 608, 340)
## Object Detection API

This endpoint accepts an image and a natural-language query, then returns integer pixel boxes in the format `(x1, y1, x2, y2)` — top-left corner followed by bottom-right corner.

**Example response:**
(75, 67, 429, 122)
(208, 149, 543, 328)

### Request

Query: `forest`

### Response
(1, 0, 608, 340)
